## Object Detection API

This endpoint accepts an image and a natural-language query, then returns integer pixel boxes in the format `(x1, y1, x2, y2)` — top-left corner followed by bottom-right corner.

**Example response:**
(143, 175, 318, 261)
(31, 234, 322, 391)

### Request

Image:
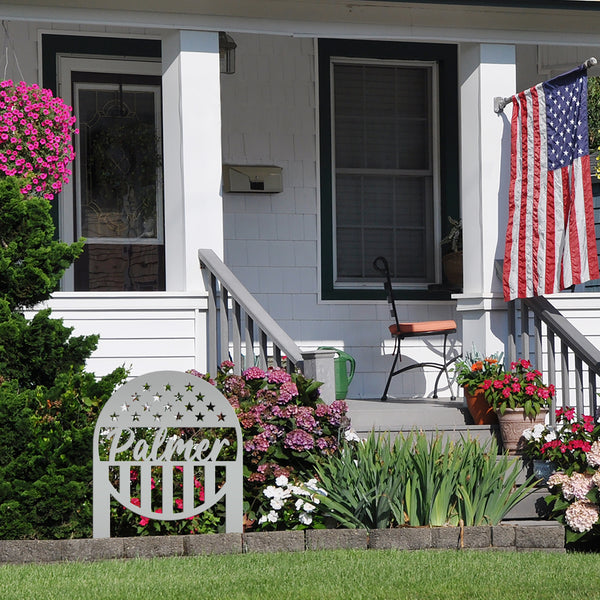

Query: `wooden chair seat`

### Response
(390, 320, 457, 337)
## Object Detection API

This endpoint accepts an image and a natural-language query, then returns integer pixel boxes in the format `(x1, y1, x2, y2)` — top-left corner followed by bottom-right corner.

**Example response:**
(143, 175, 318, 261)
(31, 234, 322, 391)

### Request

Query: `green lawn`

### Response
(0, 549, 596, 600)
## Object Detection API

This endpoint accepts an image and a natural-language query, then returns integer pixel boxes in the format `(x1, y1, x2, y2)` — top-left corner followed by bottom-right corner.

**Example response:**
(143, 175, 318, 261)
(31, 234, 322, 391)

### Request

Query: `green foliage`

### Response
(0, 368, 128, 539)
(0, 302, 98, 388)
(589, 76, 600, 152)
(313, 431, 537, 529)
(0, 176, 85, 311)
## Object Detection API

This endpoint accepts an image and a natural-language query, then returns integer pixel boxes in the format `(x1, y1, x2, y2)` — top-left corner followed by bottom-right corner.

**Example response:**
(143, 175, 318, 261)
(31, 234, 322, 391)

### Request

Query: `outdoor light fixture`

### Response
(219, 32, 236, 74)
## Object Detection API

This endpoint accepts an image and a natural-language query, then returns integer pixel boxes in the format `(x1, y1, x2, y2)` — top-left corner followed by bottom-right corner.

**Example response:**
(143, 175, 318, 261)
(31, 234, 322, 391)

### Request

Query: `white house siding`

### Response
(28, 293, 208, 378)
(220, 32, 461, 399)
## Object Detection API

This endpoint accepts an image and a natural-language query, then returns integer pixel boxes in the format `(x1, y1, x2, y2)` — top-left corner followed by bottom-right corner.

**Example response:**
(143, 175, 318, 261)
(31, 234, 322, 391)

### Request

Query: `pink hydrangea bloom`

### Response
(243, 366, 266, 381)
(565, 500, 599, 533)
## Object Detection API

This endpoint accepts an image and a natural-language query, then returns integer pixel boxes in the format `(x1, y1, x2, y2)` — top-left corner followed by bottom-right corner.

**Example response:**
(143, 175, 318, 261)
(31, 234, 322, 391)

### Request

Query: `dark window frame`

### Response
(318, 38, 459, 301)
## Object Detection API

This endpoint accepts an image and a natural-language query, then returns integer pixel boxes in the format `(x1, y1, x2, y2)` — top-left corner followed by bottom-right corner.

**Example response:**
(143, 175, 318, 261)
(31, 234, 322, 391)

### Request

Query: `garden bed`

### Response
(0, 522, 565, 565)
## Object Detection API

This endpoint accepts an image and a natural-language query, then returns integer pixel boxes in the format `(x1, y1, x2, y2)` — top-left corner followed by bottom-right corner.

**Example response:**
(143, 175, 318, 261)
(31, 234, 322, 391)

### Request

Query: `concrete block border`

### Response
(0, 521, 565, 565)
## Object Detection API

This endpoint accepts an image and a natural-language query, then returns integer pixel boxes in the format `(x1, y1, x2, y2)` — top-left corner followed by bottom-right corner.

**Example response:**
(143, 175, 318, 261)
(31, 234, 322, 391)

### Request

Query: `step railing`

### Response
(197, 249, 335, 403)
(507, 296, 600, 425)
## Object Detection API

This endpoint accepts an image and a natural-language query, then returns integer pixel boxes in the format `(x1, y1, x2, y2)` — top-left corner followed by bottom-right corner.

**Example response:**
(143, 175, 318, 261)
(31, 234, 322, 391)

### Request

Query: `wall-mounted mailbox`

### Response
(223, 165, 283, 193)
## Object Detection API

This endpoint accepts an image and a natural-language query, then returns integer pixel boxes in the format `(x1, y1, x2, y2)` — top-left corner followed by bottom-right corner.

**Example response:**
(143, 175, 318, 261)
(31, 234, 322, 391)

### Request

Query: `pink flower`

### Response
(243, 366, 266, 381)
(139, 516, 149, 526)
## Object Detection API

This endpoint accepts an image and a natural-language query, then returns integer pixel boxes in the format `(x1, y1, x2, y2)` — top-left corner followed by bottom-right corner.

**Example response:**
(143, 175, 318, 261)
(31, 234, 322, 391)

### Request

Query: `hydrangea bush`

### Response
(530, 407, 600, 544)
(189, 362, 350, 531)
(0, 80, 78, 199)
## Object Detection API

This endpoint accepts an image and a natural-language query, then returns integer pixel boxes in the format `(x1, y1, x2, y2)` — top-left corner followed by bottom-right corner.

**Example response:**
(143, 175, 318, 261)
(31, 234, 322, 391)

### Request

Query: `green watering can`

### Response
(318, 347, 356, 400)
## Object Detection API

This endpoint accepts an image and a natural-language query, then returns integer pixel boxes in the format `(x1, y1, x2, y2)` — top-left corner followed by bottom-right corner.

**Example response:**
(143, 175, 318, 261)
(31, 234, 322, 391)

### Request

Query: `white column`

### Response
(162, 31, 224, 291)
(455, 44, 516, 358)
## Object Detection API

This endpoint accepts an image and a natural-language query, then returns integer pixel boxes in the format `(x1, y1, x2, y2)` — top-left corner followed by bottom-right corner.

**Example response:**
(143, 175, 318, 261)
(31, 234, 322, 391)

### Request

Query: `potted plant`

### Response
(481, 359, 554, 453)
(441, 216, 462, 289)
(454, 348, 503, 425)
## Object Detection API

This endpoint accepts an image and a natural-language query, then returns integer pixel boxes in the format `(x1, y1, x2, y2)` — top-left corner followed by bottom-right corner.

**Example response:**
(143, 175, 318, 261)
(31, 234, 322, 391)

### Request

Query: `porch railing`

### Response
(507, 296, 600, 425)
(197, 249, 335, 403)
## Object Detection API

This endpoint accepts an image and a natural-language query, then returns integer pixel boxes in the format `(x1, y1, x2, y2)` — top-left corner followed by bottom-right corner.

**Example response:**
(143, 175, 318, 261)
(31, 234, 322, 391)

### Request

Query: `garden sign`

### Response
(93, 371, 243, 537)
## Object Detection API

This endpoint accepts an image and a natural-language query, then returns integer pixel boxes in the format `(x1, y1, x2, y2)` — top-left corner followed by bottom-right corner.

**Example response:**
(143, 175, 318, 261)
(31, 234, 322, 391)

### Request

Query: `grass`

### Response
(0, 549, 598, 600)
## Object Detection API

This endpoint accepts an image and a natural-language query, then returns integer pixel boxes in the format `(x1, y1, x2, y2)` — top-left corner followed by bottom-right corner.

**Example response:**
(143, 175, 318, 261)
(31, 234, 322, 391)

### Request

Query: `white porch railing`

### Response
(198, 249, 335, 403)
(508, 296, 600, 425)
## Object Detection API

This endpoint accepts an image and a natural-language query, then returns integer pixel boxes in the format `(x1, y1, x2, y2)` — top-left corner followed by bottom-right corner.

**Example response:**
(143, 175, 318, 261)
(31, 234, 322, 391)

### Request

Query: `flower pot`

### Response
(496, 408, 549, 454)
(464, 386, 498, 425)
(532, 459, 555, 484)
(442, 251, 462, 289)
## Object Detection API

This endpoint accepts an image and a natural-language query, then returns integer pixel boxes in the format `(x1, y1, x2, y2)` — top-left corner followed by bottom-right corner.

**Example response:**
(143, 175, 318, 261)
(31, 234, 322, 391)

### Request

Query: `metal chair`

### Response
(373, 256, 458, 401)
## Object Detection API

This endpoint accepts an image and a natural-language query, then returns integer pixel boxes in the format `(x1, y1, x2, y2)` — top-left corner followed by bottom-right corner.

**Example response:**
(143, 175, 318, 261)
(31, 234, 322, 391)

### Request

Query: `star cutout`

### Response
(175, 392, 183, 401)
(110, 412, 118, 422)
(143, 403, 151, 412)
(195, 392, 205, 401)
(143, 383, 150, 390)
(206, 402, 215, 412)
(175, 412, 183, 421)
(153, 393, 162, 402)
(217, 412, 225, 422)
(132, 412, 140, 422)
(165, 383, 172, 391)
(153, 413, 162, 422)
(196, 412, 205, 421)
(185, 383, 194, 391)
(131, 394, 139, 402)
(121, 403, 129, 412)
(164, 403, 172, 412)
(185, 402, 194, 411)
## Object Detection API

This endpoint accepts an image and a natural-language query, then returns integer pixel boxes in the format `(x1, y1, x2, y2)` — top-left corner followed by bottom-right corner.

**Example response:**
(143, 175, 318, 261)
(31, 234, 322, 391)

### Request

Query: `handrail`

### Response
(198, 248, 303, 375)
(508, 296, 600, 424)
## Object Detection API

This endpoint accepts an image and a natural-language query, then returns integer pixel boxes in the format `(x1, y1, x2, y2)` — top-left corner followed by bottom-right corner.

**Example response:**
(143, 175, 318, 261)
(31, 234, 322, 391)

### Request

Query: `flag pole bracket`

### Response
(494, 56, 597, 114)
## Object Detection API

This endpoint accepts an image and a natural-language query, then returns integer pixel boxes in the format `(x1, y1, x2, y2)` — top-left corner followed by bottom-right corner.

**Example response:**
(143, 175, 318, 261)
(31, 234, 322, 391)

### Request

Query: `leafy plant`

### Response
(313, 431, 537, 529)
(453, 347, 504, 394)
(482, 358, 554, 418)
(440, 216, 462, 253)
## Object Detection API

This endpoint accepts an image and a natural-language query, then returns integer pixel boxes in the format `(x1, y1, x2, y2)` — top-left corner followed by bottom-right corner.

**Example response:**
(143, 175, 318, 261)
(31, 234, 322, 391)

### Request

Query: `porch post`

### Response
(455, 44, 516, 359)
(162, 31, 224, 291)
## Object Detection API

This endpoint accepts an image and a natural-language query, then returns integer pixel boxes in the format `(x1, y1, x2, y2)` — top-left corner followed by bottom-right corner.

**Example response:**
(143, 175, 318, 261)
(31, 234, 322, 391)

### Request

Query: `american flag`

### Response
(503, 66, 600, 301)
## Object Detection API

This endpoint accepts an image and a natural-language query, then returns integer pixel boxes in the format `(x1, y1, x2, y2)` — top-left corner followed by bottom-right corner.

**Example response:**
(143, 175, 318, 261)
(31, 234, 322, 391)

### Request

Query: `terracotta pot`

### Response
(496, 407, 549, 454)
(464, 386, 498, 425)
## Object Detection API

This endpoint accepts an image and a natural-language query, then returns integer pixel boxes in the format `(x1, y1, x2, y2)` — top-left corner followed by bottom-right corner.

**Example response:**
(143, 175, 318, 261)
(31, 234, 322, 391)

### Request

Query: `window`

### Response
(318, 40, 459, 301)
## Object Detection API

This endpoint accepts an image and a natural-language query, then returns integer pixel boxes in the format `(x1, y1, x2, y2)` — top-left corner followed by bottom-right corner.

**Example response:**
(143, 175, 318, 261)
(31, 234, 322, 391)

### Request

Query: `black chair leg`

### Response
(381, 337, 401, 401)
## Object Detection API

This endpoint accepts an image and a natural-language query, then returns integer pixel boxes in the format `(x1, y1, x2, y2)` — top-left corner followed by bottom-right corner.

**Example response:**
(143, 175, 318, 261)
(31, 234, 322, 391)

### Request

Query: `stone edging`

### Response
(0, 521, 565, 565)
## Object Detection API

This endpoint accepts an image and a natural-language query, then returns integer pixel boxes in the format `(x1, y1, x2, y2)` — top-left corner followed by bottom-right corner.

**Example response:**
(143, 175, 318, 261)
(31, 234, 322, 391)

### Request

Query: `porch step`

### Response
(345, 397, 499, 444)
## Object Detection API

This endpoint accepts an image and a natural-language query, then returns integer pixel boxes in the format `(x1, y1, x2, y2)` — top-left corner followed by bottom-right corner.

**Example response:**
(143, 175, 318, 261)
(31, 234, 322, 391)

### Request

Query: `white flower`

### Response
(344, 428, 361, 443)
(266, 510, 279, 523)
(295, 498, 304, 511)
(299, 512, 313, 525)
(545, 429, 557, 442)
(263, 485, 278, 499)
(275, 475, 289, 487)
(270, 498, 285, 510)
(522, 427, 534, 441)
(258, 515, 268, 525)
(302, 502, 316, 513)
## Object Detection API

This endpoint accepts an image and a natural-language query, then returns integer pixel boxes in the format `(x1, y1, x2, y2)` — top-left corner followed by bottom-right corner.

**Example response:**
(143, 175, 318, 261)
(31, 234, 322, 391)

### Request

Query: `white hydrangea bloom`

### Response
(275, 475, 289, 487)
(344, 428, 361, 443)
(299, 512, 313, 525)
(263, 485, 278, 499)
